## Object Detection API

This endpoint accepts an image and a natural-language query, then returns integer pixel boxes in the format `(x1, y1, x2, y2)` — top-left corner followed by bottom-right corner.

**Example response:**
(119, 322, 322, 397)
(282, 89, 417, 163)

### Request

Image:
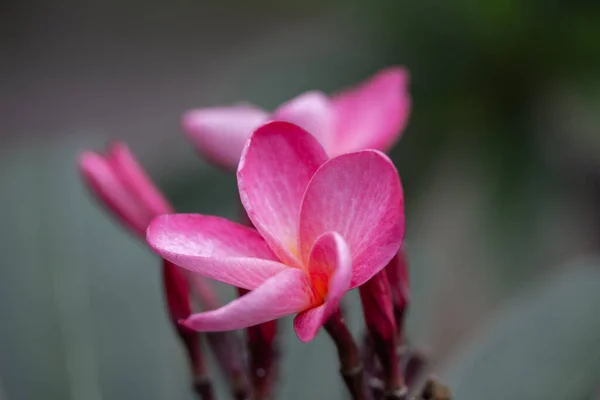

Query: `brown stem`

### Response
(177, 329, 214, 400)
(205, 331, 250, 400)
(401, 347, 429, 389)
(247, 322, 278, 400)
(237, 287, 278, 400)
(193, 374, 215, 400)
(361, 335, 385, 399)
(324, 309, 373, 400)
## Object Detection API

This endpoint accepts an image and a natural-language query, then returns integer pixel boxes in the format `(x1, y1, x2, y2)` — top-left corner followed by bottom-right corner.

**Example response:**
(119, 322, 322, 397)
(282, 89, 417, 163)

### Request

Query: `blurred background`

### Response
(2, 0, 600, 399)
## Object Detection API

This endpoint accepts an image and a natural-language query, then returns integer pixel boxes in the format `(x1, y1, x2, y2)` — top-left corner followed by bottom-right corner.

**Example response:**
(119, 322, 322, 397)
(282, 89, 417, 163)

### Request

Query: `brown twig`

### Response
(324, 309, 373, 400)
(193, 373, 215, 400)
(400, 347, 429, 389)
(205, 331, 250, 400)
(237, 288, 278, 400)
(361, 335, 385, 399)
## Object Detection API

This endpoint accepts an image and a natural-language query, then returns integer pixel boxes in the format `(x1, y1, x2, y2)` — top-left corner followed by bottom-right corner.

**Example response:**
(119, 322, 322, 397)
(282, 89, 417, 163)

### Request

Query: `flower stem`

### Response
(180, 330, 213, 400)
(246, 322, 278, 400)
(237, 288, 278, 400)
(324, 309, 373, 400)
(205, 331, 250, 400)
(400, 347, 429, 389)
(193, 374, 215, 400)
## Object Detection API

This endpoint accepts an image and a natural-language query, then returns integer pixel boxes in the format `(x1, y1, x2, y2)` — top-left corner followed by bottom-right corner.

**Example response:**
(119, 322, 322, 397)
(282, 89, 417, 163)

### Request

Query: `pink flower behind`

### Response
(183, 66, 411, 169)
(147, 121, 405, 342)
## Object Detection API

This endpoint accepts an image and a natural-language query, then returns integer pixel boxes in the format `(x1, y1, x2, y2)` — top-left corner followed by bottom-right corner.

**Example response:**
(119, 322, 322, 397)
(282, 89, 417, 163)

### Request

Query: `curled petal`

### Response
(272, 91, 334, 152)
(108, 142, 172, 216)
(293, 232, 352, 342)
(182, 105, 269, 170)
(299, 150, 404, 288)
(147, 214, 287, 290)
(331, 66, 411, 155)
(238, 121, 328, 268)
(78, 151, 149, 235)
(182, 268, 316, 331)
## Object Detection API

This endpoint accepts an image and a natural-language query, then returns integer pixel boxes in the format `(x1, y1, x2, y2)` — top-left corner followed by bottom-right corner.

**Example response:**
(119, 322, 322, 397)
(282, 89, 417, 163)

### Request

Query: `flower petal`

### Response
(272, 91, 334, 152)
(182, 105, 269, 170)
(147, 214, 287, 290)
(108, 142, 173, 216)
(293, 231, 352, 342)
(330, 66, 411, 155)
(78, 151, 149, 235)
(182, 268, 315, 331)
(238, 121, 328, 268)
(299, 150, 404, 288)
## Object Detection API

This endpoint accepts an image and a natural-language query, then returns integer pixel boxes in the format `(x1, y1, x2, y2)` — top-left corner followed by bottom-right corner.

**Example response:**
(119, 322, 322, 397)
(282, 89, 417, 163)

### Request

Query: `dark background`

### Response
(2, 1, 600, 399)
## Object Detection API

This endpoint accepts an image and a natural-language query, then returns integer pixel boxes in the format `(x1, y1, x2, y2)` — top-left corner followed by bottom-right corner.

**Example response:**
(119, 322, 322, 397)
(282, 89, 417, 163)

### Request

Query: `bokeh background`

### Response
(2, 0, 600, 399)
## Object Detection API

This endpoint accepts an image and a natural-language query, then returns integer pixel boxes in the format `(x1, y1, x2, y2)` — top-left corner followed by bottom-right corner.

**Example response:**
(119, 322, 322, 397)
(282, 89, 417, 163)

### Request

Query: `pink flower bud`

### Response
(78, 142, 213, 388)
(385, 248, 410, 341)
(78, 142, 172, 235)
(359, 270, 405, 395)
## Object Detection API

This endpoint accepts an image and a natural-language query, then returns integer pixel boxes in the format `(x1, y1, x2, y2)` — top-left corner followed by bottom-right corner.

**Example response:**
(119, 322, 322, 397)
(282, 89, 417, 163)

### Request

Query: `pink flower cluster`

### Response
(79, 67, 412, 398)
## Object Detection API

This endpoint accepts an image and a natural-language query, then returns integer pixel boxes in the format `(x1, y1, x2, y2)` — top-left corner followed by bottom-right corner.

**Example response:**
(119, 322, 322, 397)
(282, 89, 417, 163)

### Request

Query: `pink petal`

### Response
(299, 150, 404, 289)
(272, 91, 334, 152)
(182, 105, 269, 170)
(182, 268, 316, 331)
(147, 214, 288, 290)
(108, 142, 173, 216)
(78, 151, 149, 236)
(237, 121, 328, 268)
(330, 66, 411, 155)
(293, 231, 352, 342)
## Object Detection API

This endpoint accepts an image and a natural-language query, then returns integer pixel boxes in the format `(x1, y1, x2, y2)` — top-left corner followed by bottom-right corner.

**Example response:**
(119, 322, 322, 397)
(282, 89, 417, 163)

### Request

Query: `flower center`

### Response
(309, 268, 330, 303)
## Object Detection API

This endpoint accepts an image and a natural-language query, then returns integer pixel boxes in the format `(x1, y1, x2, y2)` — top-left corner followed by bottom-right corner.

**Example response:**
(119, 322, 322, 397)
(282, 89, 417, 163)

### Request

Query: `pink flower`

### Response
(79, 142, 173, 236)
(78, 143, 216, 377)
(182, 66, 411, 169)
(146, 121, 405, 342)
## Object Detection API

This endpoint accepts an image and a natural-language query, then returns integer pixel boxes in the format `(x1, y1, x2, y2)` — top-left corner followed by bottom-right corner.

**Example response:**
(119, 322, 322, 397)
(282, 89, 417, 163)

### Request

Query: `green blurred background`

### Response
(2, 0, 600, 399)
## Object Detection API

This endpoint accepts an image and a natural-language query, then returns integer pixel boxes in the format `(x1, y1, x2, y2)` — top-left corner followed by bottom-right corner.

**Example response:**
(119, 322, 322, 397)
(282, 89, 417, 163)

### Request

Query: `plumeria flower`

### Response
(78, 143, 243, 392)
(146, 121, 405, 342)
(79, 142, 173, 237)
(78, 143, 220, 308)
(182, 66, 410, 170)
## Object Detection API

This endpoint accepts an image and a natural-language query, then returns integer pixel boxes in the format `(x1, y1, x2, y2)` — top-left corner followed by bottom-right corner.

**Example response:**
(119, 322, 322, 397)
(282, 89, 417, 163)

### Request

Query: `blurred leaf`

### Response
(439, 258, 600, 399)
